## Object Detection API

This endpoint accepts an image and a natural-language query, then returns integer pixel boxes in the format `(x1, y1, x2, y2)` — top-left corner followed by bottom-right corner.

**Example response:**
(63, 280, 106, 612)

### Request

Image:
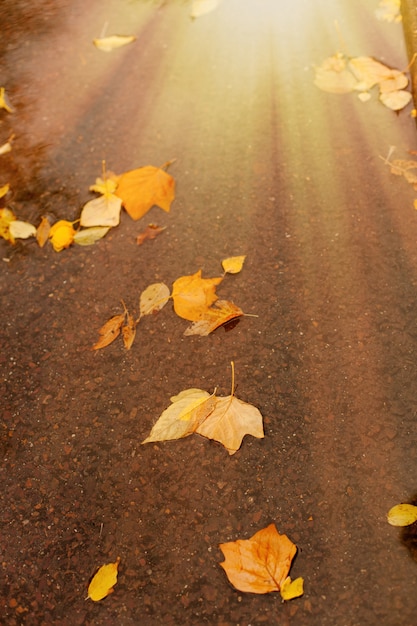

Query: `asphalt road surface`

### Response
(2, 1, 417, 624)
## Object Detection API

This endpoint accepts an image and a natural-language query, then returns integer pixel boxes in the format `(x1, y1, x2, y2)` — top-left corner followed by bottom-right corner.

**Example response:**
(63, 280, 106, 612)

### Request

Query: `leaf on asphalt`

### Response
(116, 164, 175, 220)
(280, 576, 304, 601)
(87, 557, 121, 602)
(349, 56, 397, 91)
(172, 270, 223, 321)
(313, 53, 358, 93)
(387, 503, 417, 526)
(80, 194, 122, 227)
(0, 87, 14, 113)
(49, 220, 76, 252)
(389, 159, 417, 188)
(380, 90, 412, 111)
(122, 309, 137, 350)
(36, 216, 51, 248)
(0, 134, 14, 155)
(139, 283, 171, 317)
(92, 313, 126, 350)
(73, 226, 111, 246)
(136, 223, 166, 245)
(219, 524, 300, 594)
(89, 171, 120, 197)
(0, 183, 10, 198)
(0, 208, 17, 243)
(93, 35, 136, 52)
(142, 389, 216, 443)
(190, 0, 222, 19)
(222, 255, 246, 274)
(184, 300, 244, 336)
(9, 220, 36, 240)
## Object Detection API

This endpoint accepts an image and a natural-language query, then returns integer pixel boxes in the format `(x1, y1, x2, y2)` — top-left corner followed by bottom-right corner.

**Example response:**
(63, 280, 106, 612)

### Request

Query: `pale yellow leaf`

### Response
(93, 35, 136, 52)
(349, 56, 394, 91)
(9, 220, 36, 239)
(190, 0, 222, 19)
(0, 140, 12, 155)
(87, 557, 120, 602)
(314, 54, 358, 94)
(139, 283, 170, 317)
(380, 90, 412, 111)
(80, 194, 122, 227)
(142, 389, 216, 444)
(222, 255, 246, 274)
(280, 576, 304, 601)
(387, 503, 417, 526)
(196, 394, 264, 455)
(73, 226, 110, 246)
(379, 70, 408, 94)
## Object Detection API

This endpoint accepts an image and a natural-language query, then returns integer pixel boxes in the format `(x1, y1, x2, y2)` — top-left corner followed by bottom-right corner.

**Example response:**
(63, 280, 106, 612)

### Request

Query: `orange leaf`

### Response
(36, 216, 51, 248)
(184, 300, 243, 336)
(116, 165, 175, 220)
(87, 557, 120, 601)
(122, 311, 137, 350)
(172, 270, 223, 321)
(92, 313, 125, 350)
(219, 524, 297, 593)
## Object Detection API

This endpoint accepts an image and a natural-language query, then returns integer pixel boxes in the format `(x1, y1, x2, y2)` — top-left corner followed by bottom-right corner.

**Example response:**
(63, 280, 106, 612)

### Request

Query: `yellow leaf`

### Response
(80, 194, 122, 227)
(139, 283, 171, 317)
(142, 389, 216, 443)
(379, 70, 408, 94)
(0, 183, 10, 198)
(92, 313, 126, 350)
(49, 220, 75, 252)
(221, 255, 246, 274)
(184, 299, 243, 336)
(219, 524, 297, 593)
(36, 216, 51, 248)
(93, 35, 136, 52)
(172, 270, 223, 321)
(9, 220, 36, 239)
(0, 87, 14, 113)
(87, 557, 120, 602)
(73, 226, 111, 246)
(380, 90, 412, 111)
(196, 393, 264, 455)
(115, 165, 175, 220)
(89, 174, 119, 197)
(349, 56, 395, 91)
(280, 576, 304, 601)
(387, 503, 417, 526)
(314, 54, 358, 94)
(0, 208, 16, 243)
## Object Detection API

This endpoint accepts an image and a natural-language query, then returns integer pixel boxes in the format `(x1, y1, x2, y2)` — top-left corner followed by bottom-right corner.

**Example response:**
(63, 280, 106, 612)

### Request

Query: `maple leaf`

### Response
(184, 300, 244, 336)
(136, 223, 166, 245)
(139, 283, 170, 317)
(387, 503, 417, 526)
(116, 164, 175, 220)
(219, 524, 299, 595)
(172, 270, 223, 321)
(142, 389, 217, 443)
(49, 220, 76, 252)
(87, 557, 120, 601)
(92, 313, 126, 350)
(93, 35, 136, 52)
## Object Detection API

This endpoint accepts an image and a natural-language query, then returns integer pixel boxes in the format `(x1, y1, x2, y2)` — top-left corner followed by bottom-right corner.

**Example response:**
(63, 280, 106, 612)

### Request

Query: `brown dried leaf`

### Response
(92, 313, 125, 350)
(136, 224, 166, 245)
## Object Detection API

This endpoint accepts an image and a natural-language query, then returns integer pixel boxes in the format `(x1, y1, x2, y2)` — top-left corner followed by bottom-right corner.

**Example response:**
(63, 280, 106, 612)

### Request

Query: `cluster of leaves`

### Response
(93, 256, 247, 346)
(0, 161, 175, 251)
(314, 52, 412, 111)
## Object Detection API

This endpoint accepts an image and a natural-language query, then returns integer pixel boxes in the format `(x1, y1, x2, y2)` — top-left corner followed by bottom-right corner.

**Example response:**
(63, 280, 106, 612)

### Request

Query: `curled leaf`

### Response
(87, 557, 120, 601)
(122, 311, 137, 350)
(136, 223, 166, 245)
(49, 220, 75, 252)
(0, 87, 14, 113)
(36, 216, 51, 248)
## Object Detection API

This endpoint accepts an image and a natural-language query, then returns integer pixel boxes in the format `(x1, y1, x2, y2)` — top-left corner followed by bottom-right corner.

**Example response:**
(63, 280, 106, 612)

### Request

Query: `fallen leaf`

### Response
(142, 389, 216, 443)
(80, 194, 122, 227)
(89, 172, 119, 197)
(92, 313, 126, 350)
(136, 223, 166, 245)
(73, 226, 111, 246)
(93, 35, 136, 52)
(172, 269, 223, 321)
(387, 503, 417, 526)
(196, 393, 264, 454)
(219, 524, 297, 593)
(379, 70, 408, 94)
(115, 165, 175, 220)
(139, 283, 170, 317)
(389, 159, 417, 187)
(0, 183, 10, 198)
(0, 134, 14, 155)
(0, 208, 17, 243)
(0, 87, 14, 113)
(349, 56, 395, 91)
(9, 220, 36, 239)
(380, 90, 412, 111)
(280, 576, 304, 601)
(190, 0, 222, 18)
(122, 310, 136, 350)
(222, 255, 246, 274)
(314, 53, 358, 94)
(36, 216, 51, 248)
(184, 300, 243, 336)
(49, 220, 76, 252)
(87, 557, 120, 601)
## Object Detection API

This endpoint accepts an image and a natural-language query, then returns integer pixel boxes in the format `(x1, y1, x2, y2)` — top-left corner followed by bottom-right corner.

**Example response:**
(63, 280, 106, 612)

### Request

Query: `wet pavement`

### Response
(2, 0, 417, 624)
